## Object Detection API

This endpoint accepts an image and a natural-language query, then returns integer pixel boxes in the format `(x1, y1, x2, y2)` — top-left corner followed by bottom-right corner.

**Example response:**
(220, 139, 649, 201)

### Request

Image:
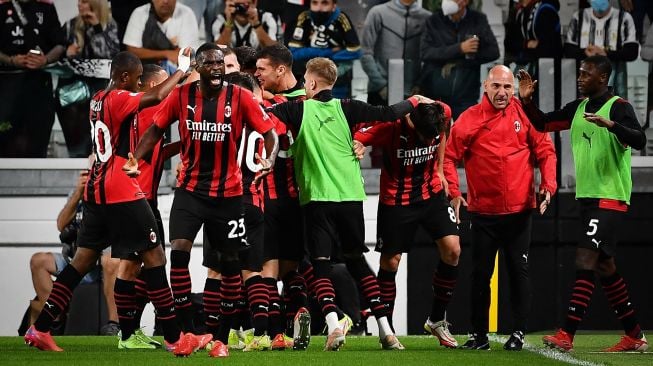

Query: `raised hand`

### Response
(122, 152, 141, 177)
(517, 69, 537, 103)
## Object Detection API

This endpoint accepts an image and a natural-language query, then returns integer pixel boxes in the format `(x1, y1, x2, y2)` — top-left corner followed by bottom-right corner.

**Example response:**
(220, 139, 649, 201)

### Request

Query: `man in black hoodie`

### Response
(419, 0, 500, 119)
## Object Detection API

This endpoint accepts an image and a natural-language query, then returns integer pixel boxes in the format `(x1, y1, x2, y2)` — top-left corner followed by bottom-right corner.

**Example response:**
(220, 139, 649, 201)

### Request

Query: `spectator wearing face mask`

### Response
(564, 0, 638, 99)
(288, 0, 362, 98)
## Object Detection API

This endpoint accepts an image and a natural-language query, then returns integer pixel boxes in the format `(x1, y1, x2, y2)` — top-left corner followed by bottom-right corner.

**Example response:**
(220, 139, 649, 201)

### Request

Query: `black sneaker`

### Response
(459, 333, 490, 350)
(503, 331, 524, 351)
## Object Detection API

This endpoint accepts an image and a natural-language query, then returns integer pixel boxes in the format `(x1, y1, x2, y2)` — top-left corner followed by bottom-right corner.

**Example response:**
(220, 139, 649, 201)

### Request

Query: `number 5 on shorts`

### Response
(586, 218, 599, 236)
(228, 218, 246, 238)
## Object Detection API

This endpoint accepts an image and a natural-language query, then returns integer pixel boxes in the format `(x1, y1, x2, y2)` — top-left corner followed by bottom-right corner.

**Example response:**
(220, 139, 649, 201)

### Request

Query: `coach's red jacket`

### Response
(444, 94, 557, 215)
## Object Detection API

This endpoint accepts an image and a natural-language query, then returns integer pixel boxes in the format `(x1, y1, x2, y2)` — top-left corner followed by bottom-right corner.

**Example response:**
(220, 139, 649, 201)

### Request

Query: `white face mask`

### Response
(442, 0, 460, 16)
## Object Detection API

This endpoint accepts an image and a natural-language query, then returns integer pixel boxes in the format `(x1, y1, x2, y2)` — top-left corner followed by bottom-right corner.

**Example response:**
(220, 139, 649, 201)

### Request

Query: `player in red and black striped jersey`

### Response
(255, 44, 311, 349)
(353, 101, 462, 349)
(126, 43, 278, 352)
(26, 51, 201, 356)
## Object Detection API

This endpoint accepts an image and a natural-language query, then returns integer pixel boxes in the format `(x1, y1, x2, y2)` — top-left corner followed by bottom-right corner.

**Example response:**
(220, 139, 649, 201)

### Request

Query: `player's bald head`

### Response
(110, 51, 142, 79)
(487, 65, 514, 84)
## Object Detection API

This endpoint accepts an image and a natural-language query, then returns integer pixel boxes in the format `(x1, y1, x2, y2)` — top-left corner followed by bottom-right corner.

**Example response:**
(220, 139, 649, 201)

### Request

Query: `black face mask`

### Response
(311, 11, 332, 25)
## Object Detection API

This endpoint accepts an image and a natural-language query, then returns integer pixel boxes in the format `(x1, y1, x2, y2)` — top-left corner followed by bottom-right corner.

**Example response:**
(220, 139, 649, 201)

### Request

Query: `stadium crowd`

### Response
(2, 0, 649, 358)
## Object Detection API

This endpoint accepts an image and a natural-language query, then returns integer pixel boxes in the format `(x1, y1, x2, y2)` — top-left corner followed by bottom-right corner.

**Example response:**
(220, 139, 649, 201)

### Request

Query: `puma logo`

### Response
(591, 238, 601, 248)
(315, 115, 335, 130)
(45, 302, 54, 309)
(582, 131, 594, 148)
(208, 315, 220, 320)
(323, 297, 334, 302)
(399, 135, 408, 142)
(187, 105, 197, 114)
(370, 297, 381, 303)
(259, 305, 269, 311)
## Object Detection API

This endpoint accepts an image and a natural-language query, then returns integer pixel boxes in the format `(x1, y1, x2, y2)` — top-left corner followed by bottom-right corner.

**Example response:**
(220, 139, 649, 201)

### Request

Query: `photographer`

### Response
(23, 169, 120, 335)
(213, 0, 277, 49)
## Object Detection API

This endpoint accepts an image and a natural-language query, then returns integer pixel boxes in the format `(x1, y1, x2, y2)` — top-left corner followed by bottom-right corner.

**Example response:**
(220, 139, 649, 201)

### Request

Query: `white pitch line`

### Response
(487, 334, 604, 366)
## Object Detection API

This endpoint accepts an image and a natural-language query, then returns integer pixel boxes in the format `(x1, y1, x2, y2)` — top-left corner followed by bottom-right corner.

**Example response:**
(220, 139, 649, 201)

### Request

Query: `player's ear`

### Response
(120, 71, 129, 83)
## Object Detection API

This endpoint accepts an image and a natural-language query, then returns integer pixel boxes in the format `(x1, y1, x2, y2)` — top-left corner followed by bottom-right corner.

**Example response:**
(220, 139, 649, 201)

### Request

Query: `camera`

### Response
(234, 2, 249, 15)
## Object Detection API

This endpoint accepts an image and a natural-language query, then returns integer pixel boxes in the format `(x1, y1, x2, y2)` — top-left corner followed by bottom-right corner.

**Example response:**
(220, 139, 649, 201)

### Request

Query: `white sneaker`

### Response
(380, 334, 405, 350)
(424, 318, 458, 348)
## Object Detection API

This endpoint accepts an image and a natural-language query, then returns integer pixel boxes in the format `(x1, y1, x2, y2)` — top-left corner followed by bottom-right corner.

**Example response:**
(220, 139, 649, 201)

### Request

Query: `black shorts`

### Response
(375, 192, 459, 254)
(202, 203, 264, 272)
(303, 201, 367, 259)
(112, 200, 166, 260)
(578, 199, 625, 257)
(170, 189, 247, 253)
(264, 198, 305, 262)
(77, 199, 161, 255)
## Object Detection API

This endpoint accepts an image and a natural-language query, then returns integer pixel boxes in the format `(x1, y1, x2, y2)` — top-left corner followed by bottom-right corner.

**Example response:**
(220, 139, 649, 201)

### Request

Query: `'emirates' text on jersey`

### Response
(86, 89, 145, 204)
(355, 118, 444, 206)
(154, 82, 273, 198)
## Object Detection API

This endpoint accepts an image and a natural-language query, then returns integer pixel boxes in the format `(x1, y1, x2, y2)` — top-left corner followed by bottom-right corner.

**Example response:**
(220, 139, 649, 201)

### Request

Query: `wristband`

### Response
(224, 20, 234, 28)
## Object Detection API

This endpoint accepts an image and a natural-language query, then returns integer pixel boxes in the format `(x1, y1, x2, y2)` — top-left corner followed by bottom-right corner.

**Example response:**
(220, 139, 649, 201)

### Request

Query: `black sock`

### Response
(218, 260, 241, 344)
(170, 250, 194, 333)
(563, 270, 595, 337)
(114, 278, 137, 340)
(264, 277, 284, 337)
(431, 261, 458, 321)
(203, 278, 221, 339)
(377, 268, 397, 328)
(601, 272, 642, 339)
(245, 275, 270, 337)
(34, 264, 83, 332)
(133, 273, 148, 328)
(143, 265, 180, 344)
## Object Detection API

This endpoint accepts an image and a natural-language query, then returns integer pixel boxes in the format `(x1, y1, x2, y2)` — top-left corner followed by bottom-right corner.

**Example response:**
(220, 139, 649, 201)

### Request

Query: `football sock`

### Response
(299, 259, 317, 296)
(203, 278, 221, 339)
(312, 260, 337, 316)
(377, 268, 397, 328)
(264, 277, 284, 337)
(601, 272, 642, 339)
(34, 264, 82, 332)
(377, 316, 393, 337)
(143, 265, 180, 344)
(431, 261, 458, 321)
(563, 270, 595, 337)
(282, 270, 308, 333)
(244, 275, 270, 337)
(170, 250, 194, 332)
(325, 311, 340, 334)
(218, 260, 241, 344)
(114, 278, 137, 341)
(133, 273, 148, 328)
(346, 256, 388, 319)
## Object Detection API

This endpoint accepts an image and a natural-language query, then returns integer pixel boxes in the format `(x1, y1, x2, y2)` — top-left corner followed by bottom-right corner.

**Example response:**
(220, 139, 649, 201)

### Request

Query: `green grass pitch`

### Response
(1, 333, 650, 366)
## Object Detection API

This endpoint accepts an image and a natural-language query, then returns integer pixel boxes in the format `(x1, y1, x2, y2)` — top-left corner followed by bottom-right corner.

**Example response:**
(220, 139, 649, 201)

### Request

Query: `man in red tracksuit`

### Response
(444, 65, 557, 351)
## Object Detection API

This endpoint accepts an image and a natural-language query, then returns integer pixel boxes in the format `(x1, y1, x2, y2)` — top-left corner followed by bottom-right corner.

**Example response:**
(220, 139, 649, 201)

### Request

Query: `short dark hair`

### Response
(582, 55, 612, 80)
(110, 51, 141, 78)
(196, 42, 223, 60)
(410, 102, 447, 139)
(141, 64, 165, 84)
(234, 46, 258, 71)
(224, 71, 259, 92)
(256, 43, 293, 68)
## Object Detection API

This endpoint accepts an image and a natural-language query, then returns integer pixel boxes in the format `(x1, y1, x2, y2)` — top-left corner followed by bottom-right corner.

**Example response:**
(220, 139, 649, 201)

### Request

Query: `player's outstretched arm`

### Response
(139, 48, 193, 110)
(123, 125, 166, 177)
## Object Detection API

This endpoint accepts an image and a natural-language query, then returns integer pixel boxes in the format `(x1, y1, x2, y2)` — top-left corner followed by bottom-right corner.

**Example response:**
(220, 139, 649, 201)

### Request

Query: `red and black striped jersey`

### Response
(85, 89, 145, 204)
(261, 89, 305, 200)
(238, 124, 265, 208)
(154, 81, 274, 198)
(354, 118, 444, 206)
(133, 105, 165, 205)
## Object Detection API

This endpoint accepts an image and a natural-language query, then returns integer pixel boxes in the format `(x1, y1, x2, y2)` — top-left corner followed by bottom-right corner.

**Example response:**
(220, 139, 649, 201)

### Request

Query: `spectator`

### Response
(0, 0, 65, 157)
(503, 0, 562, 74)
(109, 0, 149, 45)
(564, 0, 638, 99)
(419, 0, 500, 119)
(288, 0, 362, 98)
(611, 0, 652, 43)
(57, 0, 119, 158)
(28, 169, 120, 335)
(360, 0, 431, 106)
(213, 0, 277, 49)
(179, 0, 222, 41)
(123, 0, 199, 74)
(424, 0, 483, 12)
(640, 24, 653, 127)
